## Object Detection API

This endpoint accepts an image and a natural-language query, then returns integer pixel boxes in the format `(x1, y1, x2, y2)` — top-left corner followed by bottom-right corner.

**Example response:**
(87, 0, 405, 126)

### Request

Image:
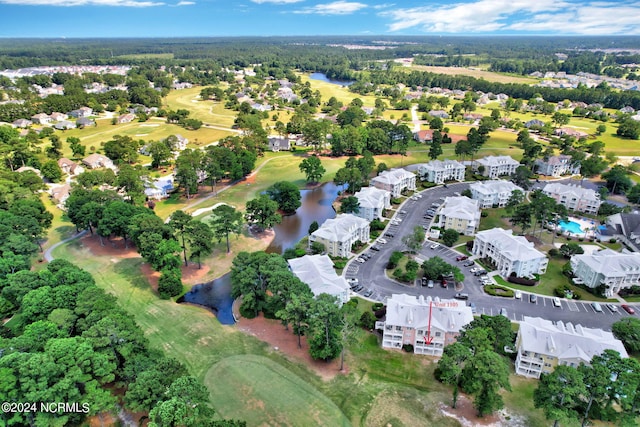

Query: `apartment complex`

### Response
(542, 183, 601, 214)
(437, 196, 481, 235)
(473, 228, 548, 278)
(370, 168, 416, 198)
(534, 155, 580, 177)
(475, 155, 520, 179)
(570, 249, 640, 297)
(288, 255, 350, 304)
(417, 159, 466, 184)
(309, 214, 370, 258)
(353, 187, 391, 222)
(469, 180, 524, 208)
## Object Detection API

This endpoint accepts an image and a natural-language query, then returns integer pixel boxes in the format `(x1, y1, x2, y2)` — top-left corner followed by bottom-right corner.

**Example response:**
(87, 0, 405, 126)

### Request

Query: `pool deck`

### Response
(559, 216, 599, 238)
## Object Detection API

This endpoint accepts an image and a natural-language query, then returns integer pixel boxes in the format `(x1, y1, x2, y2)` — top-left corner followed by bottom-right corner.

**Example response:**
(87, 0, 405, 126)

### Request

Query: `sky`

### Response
(1, 0, 640, 38)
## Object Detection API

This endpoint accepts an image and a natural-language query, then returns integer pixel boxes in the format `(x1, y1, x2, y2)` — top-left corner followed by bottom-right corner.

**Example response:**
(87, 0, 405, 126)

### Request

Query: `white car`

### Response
(515, 290, 522, 299)
(470, 267, 479, 273)
(429, 243, 439, 250)
(376, 238, 387, 244)
(356, 258, 365, 263)
(553, 297, 562, 308)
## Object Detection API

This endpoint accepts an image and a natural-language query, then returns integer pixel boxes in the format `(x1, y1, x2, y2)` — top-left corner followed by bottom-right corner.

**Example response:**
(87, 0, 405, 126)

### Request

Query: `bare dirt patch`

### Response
(236, 314, 345, 381)
(81, 234, 140, 258)
(439, 396, 502, 426)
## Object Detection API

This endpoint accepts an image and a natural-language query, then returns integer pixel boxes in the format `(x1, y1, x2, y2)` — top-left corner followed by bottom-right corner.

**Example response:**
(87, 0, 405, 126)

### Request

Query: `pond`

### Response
(180, 181, 343, 324)
(309, 72, 354, 87)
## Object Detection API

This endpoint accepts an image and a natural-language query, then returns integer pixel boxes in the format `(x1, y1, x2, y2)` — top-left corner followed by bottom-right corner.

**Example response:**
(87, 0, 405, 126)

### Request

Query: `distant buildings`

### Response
(534, 155, 580, 177)
(353, 187, 391, 222)
(515, 316, 628, 379)
(375, 294, 474, 356)
(542, 182, 601, 215)
(288, 254, 350, 305)
(370, 168, 416, 198)
(469, 180, 524, 208)
(474, 155, 519, 179)
(417, 159, 465, 184)
(473, 228, 548, 278)
(438, 196, 481, 235)
(570, 249, 640, 297)
(309, 214, 370, 258)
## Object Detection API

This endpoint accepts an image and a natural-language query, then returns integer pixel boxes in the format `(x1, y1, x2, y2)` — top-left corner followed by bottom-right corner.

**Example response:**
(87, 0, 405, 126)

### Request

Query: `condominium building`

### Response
(370, 168, 416, 198)
(309, 214, 370, 258)
(438, 196, 481, 235)
(353, 187, 391, 222)
(288, 255, 350, 305)
(570, 249, 640, 297)
(515, 316, 627, 379)
(534, 155, 580, 177)
(375, 294, 474, 357)
(542, 182, 601, 214)
(473, 228, 548, 278)
(417, 159, 466, 184)
(469, 180, 524, 208)
(475, 155, 520, 179)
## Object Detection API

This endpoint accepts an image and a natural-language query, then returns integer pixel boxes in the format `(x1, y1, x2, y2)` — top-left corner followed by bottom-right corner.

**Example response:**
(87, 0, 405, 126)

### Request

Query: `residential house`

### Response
(620, 106, 635, 114)
(267, 136, 291, 152)
(353, 186, 391, 221)
(604, 212, 640, 252)
(463, 113, 483, 121)
(288, 254, 350, 305)
(438, 196, 481, 235)
(251, 103, 272, 112)
(370, 168, 416, 198)
(473, 227, 548, 278)
(418, 159, 465, 184)
(50, 184, 72, 207)
(12, 119, 31, 128)
(57, 158, 84, 176)
(534, 155, 580, 177)
(15, 166, 41, 176)
(82, 154, 115, 170)
(571, 249, 640, 297)
(144, 176, 174, 200)
(117, 113, 136, 124)
(375, 294, 473, 356)
(428, 110, 449, 119)
(515, 316, 628, 379)
(555, 127, 589, 139)
(54, 121, 76, 130)
(525, 119, 545, 128)
(31, 113, 51, 125)
(309, 214, 370, 258)
(413, 129, 433, 143)
(276, 87, 297, 102)
(470, 180, 524, 208)
(174, 134, 188, 151)
(542, 183, 601, 215)
(474, 155, 520, 178)
(76, 117, 95, 128)
(49, 112, 68, 122)
(69, 107, 93, 118)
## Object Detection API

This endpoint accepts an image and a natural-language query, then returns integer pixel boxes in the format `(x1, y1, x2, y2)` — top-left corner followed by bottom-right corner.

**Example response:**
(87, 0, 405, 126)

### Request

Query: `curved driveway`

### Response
(345, 181, 637, 332)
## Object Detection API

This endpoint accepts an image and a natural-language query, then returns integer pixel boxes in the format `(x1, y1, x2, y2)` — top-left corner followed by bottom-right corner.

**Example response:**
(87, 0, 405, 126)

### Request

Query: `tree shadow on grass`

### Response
(113, 258, 153, 292)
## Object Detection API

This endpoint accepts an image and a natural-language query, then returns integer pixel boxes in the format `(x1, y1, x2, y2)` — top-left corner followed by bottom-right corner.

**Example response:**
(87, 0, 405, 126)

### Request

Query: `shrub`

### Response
(507, 274, 537, 286)
(484, 285, 515, 298)
(158, 268, 183, 299)
(548, 248, 559, 257)
(359, 311, 376, 329)
(372, 302, 384, 311)
(374, 308, 387, 319)
(402, 344, 414, 353)
(610, 238, 617, 244)
(333, 260, 347, 269)
(345, 298, 358, 309)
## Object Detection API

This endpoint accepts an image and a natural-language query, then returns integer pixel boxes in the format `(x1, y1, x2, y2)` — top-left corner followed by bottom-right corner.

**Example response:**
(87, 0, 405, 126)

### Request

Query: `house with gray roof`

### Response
(542, 182, 601, 215)
(288, 254, 350, 305)
(604, 212, 640, 252)
(470, 180, 524, 208)
(473, 228, 548, 278)
(525, 119, 545, 128)
(309, 214, 369, 258)
(12, 119, 31, 128)
(375, 294, 473, 356)
(31, 113, 51, 125)
(417, 159, 465, 184)
(438, 196, 481, 235)
(515, 316, 628, 379)
(76, 117, 95, 128)
(534, 155, 580, 177)
(370, 168, 416, 198)
(353, 186, 391, 222)
(54, 121, 76, 130)
(571, 249, 640, 297)
(474, 155, 519, 179)
(267, 136, 291, 152)
(428, 110, 449, 119)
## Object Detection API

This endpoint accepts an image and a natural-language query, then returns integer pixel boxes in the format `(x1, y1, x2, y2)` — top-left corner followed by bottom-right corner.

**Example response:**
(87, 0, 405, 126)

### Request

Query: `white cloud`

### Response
(382, 0, 640, 35)
(176, 0, 194, 5)
(251, 0, 303, 4)
(0, 0, 163, 5)
(372, 3, 393, 10)
(295, 0, 367, 15)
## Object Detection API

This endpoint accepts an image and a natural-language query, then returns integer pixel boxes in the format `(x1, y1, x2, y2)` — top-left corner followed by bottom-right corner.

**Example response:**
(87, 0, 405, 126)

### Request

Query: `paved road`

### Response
(44, 230, 87, 262)
(346, 181, 637, 332)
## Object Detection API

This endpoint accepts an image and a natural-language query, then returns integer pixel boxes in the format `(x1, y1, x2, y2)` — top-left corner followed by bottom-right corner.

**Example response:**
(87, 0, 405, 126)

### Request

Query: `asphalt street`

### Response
(346, 181, 637, 332)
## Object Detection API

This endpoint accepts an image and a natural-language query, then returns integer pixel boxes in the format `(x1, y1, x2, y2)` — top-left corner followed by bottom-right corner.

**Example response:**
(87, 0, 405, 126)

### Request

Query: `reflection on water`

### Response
(266, 182, 343, 254)
(309, 72, 355, 86)
(178, 273, 235, 325)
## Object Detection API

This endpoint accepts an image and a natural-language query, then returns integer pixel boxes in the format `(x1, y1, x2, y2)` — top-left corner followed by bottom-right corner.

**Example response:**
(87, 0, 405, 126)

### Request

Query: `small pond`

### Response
(309, 72, 354, 87)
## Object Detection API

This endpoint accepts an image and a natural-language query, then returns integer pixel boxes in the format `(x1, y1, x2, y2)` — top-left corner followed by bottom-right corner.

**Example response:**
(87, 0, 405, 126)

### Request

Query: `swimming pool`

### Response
(559, 220, 584, 235)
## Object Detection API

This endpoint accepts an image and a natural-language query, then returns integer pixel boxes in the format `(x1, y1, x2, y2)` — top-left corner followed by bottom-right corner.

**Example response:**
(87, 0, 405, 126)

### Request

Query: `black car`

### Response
(529, 294, 537, 303)
(385, 233, 395, 238)
(371, 245, 380, 251)
(421, 277, 428, 286)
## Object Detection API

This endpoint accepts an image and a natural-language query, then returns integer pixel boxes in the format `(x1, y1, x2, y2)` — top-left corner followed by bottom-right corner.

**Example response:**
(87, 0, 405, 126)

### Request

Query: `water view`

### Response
(309, 72, 354, 87)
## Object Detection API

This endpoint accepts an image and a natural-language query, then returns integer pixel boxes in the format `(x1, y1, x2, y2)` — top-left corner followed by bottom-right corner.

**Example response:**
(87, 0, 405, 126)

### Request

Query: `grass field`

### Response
(407, 65, 539, 85)
(163, 86, 238, 128)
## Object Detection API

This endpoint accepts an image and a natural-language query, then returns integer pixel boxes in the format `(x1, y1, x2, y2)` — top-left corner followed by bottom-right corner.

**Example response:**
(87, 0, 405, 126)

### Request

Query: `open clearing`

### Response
(408, 65, 538, 84)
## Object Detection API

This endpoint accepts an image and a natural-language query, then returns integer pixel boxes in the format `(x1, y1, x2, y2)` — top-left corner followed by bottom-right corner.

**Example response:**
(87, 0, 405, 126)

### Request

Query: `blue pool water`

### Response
(559, 220, 583, 234)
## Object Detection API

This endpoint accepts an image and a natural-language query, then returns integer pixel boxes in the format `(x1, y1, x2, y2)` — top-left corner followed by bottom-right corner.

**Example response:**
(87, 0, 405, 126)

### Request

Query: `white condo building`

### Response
(309, 214, 370, 258)
(535, 155, 580, 177)
(542, 183, 601, 215)
(375, 294, 474, 356)
(470, 180, 524, 208)
(417, 159, 466, 184)
(438, 196, 481, 235)
(515, 316, 628, 379)
(473, 228, 548, 278)
(288, 255, 350, 305)
(475, 155, 520, 179)
(370, 168, 416, 198)
(570, 249, 640, 297)
(353, 187, 391, 222)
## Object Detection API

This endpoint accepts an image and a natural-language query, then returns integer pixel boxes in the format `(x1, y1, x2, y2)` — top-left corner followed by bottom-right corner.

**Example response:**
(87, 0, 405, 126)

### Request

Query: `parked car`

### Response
(474, 270, 487, 276)
(456, 255, 469, 261)
(499, 308, 508, 317)
(463, 260, 475, 267)
(591, 302, 603, 313)
(622, 304, 636, 314)
(553, 297, 562, 308)
(470, 267, 479, 273)
(454, 293, 469, 300)
(468, 302, 477, 314)
(607, 303, 619, 313)
(515, 290, 522, 299)
(427, 280, 434, 288)
(529, 294, 537, 303)
(371, 246, 380, 251)
(430, 243, 440, 250)
(363, 289, 373, 298)
(356, 257, 365, 263)
(376, 238, 387, 244)
(421, 277, 428, 286)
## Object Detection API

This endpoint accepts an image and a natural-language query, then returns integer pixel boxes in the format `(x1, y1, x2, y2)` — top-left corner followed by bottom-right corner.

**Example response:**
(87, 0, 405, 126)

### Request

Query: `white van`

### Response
(591, 302, 603, 313)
